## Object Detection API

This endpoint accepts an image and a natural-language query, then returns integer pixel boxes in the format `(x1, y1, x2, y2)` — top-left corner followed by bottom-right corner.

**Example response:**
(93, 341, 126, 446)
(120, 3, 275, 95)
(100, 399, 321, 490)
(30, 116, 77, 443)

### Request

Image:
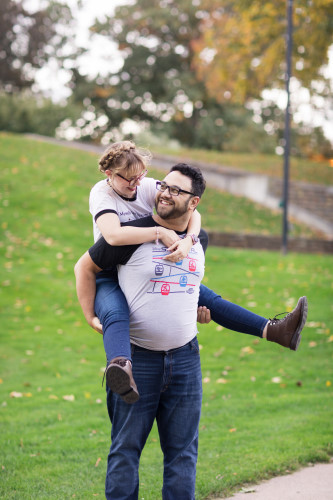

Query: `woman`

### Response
(86, 141, 307, 403)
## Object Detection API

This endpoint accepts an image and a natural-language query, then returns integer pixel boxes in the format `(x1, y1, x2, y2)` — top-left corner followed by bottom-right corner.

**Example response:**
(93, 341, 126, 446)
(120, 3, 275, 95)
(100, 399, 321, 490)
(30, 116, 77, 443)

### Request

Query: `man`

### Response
(75, 164, 207, 499)
(75, 163, 308, 499)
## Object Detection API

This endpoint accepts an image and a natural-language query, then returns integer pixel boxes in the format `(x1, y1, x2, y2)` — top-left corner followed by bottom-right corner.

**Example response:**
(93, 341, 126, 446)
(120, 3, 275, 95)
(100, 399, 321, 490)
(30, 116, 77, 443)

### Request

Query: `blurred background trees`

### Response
(1, 0, 332, 157)
(0, 0, 84, 135)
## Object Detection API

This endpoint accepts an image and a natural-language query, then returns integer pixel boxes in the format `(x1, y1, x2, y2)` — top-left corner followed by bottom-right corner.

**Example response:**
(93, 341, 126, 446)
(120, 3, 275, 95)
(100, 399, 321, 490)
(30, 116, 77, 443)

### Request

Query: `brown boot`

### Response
(105, 357, 139, 404)
(266, 296, 308, 351)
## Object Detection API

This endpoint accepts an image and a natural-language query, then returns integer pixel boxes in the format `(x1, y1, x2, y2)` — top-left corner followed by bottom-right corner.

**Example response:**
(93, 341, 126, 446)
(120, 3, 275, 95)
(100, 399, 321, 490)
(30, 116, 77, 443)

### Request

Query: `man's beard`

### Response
(155, 196, 190, 220)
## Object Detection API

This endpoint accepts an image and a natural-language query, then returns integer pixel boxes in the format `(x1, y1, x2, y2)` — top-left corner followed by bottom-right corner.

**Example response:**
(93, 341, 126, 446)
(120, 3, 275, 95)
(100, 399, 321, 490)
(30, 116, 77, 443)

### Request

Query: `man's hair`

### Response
(170, 163, 206, 198)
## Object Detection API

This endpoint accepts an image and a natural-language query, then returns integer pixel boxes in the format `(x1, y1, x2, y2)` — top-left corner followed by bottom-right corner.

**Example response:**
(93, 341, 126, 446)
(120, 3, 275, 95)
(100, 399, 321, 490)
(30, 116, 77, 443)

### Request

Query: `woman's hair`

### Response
(98, 141, 152, 177)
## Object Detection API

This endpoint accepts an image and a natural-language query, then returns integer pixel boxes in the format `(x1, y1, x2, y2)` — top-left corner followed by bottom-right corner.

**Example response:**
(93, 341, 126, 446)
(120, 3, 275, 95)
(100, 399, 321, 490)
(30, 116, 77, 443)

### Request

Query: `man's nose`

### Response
(162, 187, 172, 198)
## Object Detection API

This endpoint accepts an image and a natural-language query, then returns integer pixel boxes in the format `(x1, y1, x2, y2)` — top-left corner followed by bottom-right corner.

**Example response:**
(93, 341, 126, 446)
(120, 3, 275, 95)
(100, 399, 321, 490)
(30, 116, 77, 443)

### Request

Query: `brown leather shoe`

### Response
(266, 296, 308, 350)
(105, 357, 139, 404)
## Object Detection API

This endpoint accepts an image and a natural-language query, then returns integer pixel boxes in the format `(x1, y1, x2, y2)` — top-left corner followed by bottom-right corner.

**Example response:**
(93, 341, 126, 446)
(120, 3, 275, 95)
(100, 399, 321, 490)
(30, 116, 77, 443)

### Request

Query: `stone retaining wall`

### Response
(268, 179, 333, 225)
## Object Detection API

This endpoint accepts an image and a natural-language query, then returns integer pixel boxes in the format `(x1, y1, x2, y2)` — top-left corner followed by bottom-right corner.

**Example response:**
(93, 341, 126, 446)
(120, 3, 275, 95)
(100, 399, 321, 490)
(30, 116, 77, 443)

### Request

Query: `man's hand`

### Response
(197, 306, 211, 324)
(164, 236, 192, 262)
(90, 316, 103, 334)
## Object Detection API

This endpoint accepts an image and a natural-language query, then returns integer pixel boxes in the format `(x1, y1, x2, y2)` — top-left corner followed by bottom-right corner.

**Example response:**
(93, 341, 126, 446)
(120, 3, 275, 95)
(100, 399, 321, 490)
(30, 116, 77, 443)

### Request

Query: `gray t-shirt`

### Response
(89, 216, 205, 351)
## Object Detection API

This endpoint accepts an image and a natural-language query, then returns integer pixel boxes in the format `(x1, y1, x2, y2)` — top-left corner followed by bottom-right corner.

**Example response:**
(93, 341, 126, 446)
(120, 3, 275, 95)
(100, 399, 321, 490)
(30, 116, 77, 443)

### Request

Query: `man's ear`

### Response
(189, 196, 200, 211)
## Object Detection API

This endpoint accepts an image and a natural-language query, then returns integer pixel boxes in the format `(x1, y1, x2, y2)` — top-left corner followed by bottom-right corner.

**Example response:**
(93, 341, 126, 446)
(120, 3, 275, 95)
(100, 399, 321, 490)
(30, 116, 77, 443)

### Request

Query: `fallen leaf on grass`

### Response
(49, 395, 58, 400)
(63, 395, 75, 402)
(216, 378, 227, 384)
(95, 457, 101, 467)
(10, 391, 23, 398)
(213, 347, 225, 357)
(271, 377, 282, 384)
(309, 341, 317, 348)
(326, 381, 332, 387)
(241, 346, 254, 355)
(229, 428, 237, 433)
(203, 377, 210, 384)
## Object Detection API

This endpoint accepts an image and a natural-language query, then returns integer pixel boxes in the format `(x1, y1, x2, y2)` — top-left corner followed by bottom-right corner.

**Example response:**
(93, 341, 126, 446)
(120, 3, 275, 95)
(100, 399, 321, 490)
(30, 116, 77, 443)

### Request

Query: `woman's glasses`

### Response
(117, 169, 148, 187)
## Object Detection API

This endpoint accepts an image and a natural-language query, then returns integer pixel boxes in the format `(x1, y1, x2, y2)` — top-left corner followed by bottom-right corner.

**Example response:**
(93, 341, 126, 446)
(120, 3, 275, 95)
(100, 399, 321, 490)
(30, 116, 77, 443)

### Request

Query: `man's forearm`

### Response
(74, 253, 100, 326)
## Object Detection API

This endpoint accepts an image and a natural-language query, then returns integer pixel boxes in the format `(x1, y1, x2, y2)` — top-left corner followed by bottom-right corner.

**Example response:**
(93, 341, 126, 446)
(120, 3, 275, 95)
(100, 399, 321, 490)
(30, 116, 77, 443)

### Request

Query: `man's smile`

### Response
(159, 198, 173, 206)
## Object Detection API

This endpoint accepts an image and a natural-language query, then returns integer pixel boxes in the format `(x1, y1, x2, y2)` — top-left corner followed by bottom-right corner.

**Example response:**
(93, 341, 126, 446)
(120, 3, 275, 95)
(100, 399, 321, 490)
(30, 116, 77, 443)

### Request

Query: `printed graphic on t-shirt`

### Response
(148, 243, 200, 296)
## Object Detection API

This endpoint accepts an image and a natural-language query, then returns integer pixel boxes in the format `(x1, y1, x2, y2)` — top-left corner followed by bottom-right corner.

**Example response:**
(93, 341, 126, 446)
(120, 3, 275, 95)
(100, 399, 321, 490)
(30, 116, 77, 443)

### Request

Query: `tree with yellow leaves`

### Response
(192, 0, 333, 104)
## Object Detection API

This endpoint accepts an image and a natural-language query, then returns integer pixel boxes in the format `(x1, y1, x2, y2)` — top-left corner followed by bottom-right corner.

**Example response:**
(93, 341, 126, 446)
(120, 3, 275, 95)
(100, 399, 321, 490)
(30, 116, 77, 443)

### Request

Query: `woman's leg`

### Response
(95, 274, 131, 362)
(198, 284, 267, 338)
(198, 285, 308, 351)
(95, 274, 139, 403)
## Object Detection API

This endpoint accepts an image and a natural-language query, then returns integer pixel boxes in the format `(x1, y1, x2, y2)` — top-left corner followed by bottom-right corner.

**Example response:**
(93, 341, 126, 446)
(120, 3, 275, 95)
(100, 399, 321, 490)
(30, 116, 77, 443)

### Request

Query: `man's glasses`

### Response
(117, 169, 148, 187)
(156, 181, 196, 197)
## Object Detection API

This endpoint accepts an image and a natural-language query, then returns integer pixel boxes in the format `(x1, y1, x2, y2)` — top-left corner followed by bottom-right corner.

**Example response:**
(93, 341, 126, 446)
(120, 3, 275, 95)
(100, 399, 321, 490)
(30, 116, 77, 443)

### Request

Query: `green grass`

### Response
(151, 145, 333, 186)
(0, 133, 332, 499)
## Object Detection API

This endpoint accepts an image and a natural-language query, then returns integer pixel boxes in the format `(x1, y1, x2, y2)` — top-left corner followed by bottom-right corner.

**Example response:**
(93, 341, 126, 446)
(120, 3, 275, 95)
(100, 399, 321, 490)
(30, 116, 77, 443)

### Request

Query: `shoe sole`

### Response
(106, 365, 140, 404)
(290, 296, 308, 351)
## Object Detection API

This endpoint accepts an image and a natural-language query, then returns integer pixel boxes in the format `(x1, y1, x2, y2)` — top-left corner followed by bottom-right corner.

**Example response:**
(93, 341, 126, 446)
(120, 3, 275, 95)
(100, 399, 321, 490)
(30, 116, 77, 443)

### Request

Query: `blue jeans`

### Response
(198, 284, 267, 337)
(105, 338, 202, 500)
(95, 275, 268, 364)
(95, 273, 132, 363)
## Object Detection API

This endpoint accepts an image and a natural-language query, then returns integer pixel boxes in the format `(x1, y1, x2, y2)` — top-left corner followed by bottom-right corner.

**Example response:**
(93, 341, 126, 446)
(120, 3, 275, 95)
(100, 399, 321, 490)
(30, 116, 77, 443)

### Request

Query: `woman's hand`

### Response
(164, 236, 192, 262)
(90, 316, 103, 334)
(159, 227, 180, 248)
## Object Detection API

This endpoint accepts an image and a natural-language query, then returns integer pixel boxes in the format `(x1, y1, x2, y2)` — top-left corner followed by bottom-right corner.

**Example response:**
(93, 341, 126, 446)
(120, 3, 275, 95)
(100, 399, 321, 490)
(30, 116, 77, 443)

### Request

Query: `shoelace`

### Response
(102, 364, 108, 387)
(268, 311, 289, 325)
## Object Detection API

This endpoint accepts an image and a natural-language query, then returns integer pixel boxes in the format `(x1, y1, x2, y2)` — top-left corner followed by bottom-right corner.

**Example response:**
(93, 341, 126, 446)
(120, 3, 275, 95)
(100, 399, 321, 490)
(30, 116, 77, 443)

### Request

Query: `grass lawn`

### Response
(0, 133, 332, 499)
(151, 144, 333, 186)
